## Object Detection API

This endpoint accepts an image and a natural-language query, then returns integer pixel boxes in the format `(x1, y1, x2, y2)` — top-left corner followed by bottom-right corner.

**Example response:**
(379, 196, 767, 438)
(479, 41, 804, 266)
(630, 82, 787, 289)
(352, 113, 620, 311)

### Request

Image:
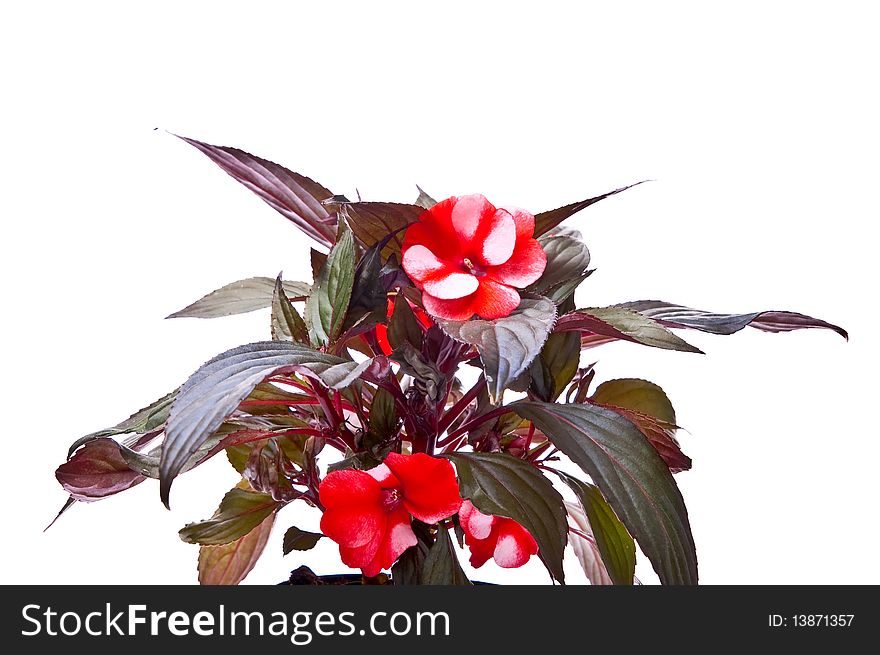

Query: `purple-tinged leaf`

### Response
(341, 202, 424, 260)
(179, 486, 279, 546)
(437, 296, 557, 404)
(167, 277, 310, 320)
(514, 401, 698, 585)
(533, 182, 647, 238)
(564, 501, 613, 585)
(56, 438, 146, 501)
(177, 135, 338, 247)
(528, 227, 591, 301)
(414, 185, 437, 210)
(608, 407, 691, 473)
(615, 300, 848, 340)
(198, 504, 275, 585)
(421, 525, 471, 585)
(160, 341, 367, 507)
(555, 307, 704, 354)
(558, 475, 636, 586)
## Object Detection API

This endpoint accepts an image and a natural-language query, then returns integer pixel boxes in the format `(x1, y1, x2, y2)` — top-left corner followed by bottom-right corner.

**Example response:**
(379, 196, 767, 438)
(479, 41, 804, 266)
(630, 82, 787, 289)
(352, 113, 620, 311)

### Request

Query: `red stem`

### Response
(436, 377, 487, 436)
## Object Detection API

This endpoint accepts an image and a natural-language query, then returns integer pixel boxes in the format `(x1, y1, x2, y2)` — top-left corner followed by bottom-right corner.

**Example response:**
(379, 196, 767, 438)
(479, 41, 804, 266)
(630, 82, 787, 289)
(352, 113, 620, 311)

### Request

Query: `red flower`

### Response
(401, 194, 547, 321)
(374, 295, 434, 356)
(459, 499, 538, 569)
(319, 453, 461, 577)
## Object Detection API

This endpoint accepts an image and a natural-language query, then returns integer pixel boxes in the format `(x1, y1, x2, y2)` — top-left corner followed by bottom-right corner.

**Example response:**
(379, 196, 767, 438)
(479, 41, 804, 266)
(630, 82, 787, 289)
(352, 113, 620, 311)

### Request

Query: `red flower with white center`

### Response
(459, 499, 539, 569)
(401, 194, 547, 321)
(319, 453, 462, 577)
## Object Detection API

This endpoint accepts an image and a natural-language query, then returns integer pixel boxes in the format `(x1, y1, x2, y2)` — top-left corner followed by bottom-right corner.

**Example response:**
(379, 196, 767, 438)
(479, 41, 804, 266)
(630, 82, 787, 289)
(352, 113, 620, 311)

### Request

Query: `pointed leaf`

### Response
(596, 405, 691, 472)
(344, 241, 389, 333)
(415, 185, 437, 209)
(421, 526, 471, 585)
(167, 277, 310, 319)
(304, 225, 356, 345)
(198, 508, 275, 585)
(341, 202, 424, 260)
(387, 295, 424, 352)
(437, 296, 557, 403)
(565, 501, 614, 585)
(513, 401, 698, 585)
(533, 182, 647, 237)
(446, 452, 567, 583)
(271, 274, 309, 343)
(591, 378, 676, 425)
(56, 438, 146, 501)
(180, 486, 278, 545)
(616, 300, 848, 340)
(282, 526, 324, 554)
(558, 473, 635, 585)
(529, 330, 581, 402)
(160, 341, 363, 506)
(177, 135, 337, 247)
(529, 228, 591, 299)
(555, 307, 703, 354)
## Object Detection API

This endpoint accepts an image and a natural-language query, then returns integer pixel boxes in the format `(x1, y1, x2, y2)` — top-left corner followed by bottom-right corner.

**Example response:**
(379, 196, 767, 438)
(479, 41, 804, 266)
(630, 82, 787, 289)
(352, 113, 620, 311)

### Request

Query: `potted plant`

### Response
(52, 136, 846, 585)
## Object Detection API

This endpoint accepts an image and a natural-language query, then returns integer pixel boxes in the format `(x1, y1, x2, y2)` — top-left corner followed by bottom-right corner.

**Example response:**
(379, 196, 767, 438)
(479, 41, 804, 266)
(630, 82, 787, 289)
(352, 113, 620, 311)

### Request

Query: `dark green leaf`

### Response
(180, 486, 278, 546)
(167, 277, 310, 319)
(555, 307, 703, 354)
(421, 527, 471, 585)
(304, 224, 356, 345)
(282, 526, 323, 554)
(342, 242, 390, 338)
(414, 185, 437, 209)
(367, 386, 399, 442)
(446, 452, 567, 583)
(595, 405, 691, 472)
(198, 507, 275, 585)
(437, 296, 557, 403)
(558, 473, 635, 585)
(176, 135, 338, 247)
(513, 401, 697, 585)
(615, 300, 848, 340)
(591, 378, 676, 425)
(529, 331, 582, 402)
(529, 227, 591, 299)
(341, 202, 424, 260)
(533, 182, 647, 237)
(271, 274, 309, 343)
(392, 522, 432, 585)
(387, 295, 424, 352)
(160, 341, 365, 506)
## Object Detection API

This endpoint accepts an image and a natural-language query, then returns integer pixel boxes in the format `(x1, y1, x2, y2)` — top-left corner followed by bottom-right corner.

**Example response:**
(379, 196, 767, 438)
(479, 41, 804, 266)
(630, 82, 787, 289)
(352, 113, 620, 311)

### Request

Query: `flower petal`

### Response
(319, 470, 381, 508)
(401, 198, 462, 262)
(464, 529, 496, 569)
(401, 244, 452, 283)
(361, 506, 418, 577)
(339, 518, 386, 571)
(365, 463, 400, 488)
(472, 279, 521, 320)
(492, 519, 539, 568)
(450, 193, 494, 243)
(502, 206, 536, 242)
(459, 500, 495, 540)
(488, 238, 547, 288)
(320, 502, 385, 549)
(473, 209, 517, 267)
(385, 453, 462, 525)
(422, 271, 480, 300)
(421, 292, 478, 321)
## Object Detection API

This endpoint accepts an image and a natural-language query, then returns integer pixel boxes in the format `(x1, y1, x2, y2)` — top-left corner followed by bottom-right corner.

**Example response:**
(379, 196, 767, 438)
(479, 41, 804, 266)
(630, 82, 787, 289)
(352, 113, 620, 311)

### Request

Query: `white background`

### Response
(1, 1, 876, 585)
